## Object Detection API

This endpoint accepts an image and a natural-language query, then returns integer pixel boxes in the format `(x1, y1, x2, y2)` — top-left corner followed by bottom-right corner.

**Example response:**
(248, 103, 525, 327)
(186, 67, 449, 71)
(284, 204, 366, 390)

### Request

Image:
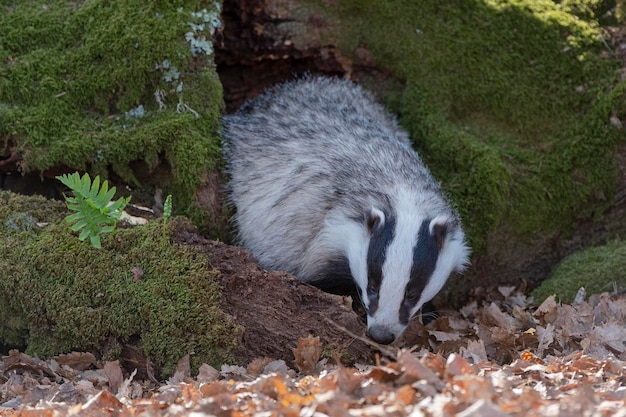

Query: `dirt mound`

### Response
(171, 223, 372, 365)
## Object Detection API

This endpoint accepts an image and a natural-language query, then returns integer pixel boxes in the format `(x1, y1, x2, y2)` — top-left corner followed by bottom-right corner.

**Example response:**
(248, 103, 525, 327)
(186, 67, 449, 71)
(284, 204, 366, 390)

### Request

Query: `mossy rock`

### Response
(531, 240, 626, 303)
(317, 0, 626, 253)
(0, 190, 241, 377)
(0, 0, 225, 234)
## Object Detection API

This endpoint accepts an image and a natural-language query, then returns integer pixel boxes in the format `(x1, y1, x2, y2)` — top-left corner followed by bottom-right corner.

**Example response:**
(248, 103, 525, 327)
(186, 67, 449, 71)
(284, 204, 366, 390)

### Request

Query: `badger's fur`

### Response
(222, 76, 470, 344)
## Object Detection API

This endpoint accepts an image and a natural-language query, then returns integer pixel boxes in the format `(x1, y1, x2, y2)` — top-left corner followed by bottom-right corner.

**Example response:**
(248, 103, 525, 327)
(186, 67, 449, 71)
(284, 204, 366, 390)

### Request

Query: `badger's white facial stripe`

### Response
(367, 194, 425, 337)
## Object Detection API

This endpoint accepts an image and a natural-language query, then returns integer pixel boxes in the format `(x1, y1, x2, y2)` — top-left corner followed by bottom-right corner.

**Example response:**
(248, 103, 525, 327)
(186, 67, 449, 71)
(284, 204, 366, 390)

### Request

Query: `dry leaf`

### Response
(534, 295, 558, 322)
(54, 352, 96, 371)
(589, 321, 626, 354)
(263, 359, 290, 375)
(3, 291, 626, 416)
(460, 339, 488, 363)
(446, 353, 472, 377)
(536, 324, 555, 356)
(103, 360, 124, 394)
(456, 398, 507, 417)
(247, 356, 274, 376)
(428, 330, 461, 342)
(482, 303, 514, 332)
(80, 390, 123, 415)
(336, 367, 362, 395)
(396, 350, 444, 390)
(197, 363, 220, 383)
(292, 335, 321, 374)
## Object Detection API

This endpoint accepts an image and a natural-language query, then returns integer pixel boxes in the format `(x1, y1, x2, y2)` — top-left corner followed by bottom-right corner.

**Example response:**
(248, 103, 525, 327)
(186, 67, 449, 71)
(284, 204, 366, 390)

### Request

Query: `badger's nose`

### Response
(367, 326, 396, 345)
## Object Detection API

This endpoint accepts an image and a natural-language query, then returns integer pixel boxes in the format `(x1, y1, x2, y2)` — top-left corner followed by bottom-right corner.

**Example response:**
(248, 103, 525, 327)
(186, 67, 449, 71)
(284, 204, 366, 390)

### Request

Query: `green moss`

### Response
(531, 239, 626, 303)
(0, 0, 224, 234)
(0, 191, 241, 377)
(320, 0, 625, 251)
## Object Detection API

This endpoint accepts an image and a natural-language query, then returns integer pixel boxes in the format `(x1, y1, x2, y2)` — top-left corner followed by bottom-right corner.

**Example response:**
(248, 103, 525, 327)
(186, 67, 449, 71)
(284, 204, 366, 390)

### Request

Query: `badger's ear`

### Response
(366, 207, 385, 233)
(429, 215, 450, 250)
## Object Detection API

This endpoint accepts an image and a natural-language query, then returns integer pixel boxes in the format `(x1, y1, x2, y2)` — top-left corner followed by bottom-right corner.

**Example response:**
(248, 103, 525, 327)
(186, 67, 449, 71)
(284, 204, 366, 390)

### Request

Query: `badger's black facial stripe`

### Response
(366, 211, 395, 315)
(399, 218, 441, 324)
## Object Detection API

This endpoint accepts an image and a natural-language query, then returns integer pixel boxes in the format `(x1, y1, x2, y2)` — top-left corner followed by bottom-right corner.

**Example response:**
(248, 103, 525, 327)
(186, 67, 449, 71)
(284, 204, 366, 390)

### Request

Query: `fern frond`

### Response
(56, 172, 131, 249)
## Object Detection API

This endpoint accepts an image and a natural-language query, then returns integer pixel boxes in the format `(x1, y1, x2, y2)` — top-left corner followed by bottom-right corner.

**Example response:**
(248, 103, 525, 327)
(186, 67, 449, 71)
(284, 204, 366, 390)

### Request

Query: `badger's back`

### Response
(224, 77, 435, 270)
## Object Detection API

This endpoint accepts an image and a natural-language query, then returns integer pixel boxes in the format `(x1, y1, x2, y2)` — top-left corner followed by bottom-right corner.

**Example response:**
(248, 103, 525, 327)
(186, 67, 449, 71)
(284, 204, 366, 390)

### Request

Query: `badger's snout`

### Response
(367, 325, 396, 345)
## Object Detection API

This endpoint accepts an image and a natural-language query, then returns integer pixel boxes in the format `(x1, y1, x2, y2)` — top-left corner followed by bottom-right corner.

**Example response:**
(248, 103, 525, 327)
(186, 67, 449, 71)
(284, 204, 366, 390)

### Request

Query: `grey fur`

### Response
(222, 76, 469, 342)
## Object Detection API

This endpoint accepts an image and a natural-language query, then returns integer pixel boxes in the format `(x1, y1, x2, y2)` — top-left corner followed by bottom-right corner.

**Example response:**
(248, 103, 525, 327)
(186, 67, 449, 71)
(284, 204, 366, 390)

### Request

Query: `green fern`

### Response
(56, 172, 131, 249)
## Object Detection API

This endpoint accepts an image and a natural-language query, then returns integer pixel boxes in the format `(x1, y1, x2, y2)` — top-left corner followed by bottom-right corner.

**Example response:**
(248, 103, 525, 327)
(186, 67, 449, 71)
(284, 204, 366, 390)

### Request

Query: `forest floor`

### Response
(1, 282, 625, 416)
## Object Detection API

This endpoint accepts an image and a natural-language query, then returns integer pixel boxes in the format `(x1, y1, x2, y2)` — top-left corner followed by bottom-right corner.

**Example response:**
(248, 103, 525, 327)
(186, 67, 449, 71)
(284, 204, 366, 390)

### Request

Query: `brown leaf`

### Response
(489, 326, 513, 344)
(520, 351, 544, 364)
(3, 349, 38, 368)
(199, 380, 230, 398)
(534, 294, 558, 322)
(446, 353, 472, 377)
(428, 330, 461, 342)
(366, 364, 401, 384)
(421, 351, 448, 377)
(481, 303, 514, 332)
(292, 335, 321, 374)
(460, 339, 488, 364)
(8, 410, 56, 417)
(131, 266, 143, 282)
(79, 390, 123, 416)
(336, 367, 362, 396)
(460, 300, 479, 318)
(396, 384, 416, 405)
(181, 382, 201, 404)
(247, 357, 274, 376)
(512, 305, 536, 329)
(262, 359, 290, 375)
(53, 352, 96, 371)
(396, 350, 444, 390)
(176, 353, 191, 377)
(104, 360, 124, 394)
(588, 321, 626, 354)
(570, 356, 601, 372)
(498, 286, 516, 298)
(536, 324, 555, 356)
(456, 398, 507, 417)
(197, 363, 220, 383)
(167, 354, 191, 385)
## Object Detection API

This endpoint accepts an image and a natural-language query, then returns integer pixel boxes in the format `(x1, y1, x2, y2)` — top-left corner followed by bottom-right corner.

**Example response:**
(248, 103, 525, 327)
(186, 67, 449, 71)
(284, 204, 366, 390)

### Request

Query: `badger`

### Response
(222, 76, 470, 344)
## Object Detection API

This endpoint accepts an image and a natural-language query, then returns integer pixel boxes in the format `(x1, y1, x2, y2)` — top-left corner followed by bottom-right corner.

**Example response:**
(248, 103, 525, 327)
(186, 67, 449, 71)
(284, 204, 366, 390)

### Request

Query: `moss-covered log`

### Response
(532, 239, 626, 303)
(0, 191, 241, 377)
(0, 0, 226, 234)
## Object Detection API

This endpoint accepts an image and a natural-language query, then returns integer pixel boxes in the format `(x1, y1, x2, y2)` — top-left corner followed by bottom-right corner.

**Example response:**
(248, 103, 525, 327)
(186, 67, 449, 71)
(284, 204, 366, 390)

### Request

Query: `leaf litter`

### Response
(1, 288, 626, 416)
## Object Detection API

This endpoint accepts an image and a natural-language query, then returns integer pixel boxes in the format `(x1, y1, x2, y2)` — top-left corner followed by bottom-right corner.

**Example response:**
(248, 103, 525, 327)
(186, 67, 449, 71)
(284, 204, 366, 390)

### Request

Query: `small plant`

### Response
(56, 172, 131, 249)
(162, 194, 172, 253)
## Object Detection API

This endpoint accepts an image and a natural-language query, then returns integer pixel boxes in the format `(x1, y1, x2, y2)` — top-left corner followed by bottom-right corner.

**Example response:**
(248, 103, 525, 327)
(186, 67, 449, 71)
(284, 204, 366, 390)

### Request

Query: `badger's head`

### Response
(354, 204, 469, 345)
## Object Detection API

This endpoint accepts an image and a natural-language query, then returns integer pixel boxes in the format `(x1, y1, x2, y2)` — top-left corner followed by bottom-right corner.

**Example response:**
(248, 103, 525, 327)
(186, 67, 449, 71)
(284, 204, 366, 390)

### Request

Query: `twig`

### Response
(322, 316, 397, 360)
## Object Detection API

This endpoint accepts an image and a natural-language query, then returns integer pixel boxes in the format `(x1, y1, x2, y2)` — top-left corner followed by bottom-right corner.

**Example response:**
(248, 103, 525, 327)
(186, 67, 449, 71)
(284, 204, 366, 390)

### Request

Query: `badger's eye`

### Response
(366, 290, 379, 315)
(404, 292, 420, 305)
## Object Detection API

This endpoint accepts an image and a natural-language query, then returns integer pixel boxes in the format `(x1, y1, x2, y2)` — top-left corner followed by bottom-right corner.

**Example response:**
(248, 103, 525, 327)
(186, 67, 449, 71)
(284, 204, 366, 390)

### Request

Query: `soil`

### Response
(169, 222, 373, 366)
